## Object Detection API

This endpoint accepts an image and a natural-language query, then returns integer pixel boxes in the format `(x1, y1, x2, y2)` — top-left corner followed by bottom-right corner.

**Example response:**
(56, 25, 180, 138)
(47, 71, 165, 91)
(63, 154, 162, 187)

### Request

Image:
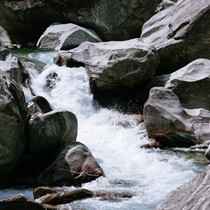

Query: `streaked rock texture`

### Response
(140, 0, 210, 74)
(155, 165, 210, 210)
(0, 0, 161, 45)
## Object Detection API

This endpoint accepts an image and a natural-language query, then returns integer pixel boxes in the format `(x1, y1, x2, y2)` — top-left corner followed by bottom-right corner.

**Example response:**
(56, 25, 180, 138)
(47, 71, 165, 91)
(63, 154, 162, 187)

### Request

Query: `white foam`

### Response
(21, 52, 203, 209)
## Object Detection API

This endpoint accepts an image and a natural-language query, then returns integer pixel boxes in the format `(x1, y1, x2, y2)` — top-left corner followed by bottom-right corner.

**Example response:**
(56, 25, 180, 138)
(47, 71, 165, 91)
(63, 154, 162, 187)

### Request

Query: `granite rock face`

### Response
(0, 0, 161, 45)
(140, 0, 210, 74)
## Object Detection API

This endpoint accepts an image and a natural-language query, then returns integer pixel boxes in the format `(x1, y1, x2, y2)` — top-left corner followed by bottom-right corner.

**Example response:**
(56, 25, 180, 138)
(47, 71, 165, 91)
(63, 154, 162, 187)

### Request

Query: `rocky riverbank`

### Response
(0, 0, 210, 209)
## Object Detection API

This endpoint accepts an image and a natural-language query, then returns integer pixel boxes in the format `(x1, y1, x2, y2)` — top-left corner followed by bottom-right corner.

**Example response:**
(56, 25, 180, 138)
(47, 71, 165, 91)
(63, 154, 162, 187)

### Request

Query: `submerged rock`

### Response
(55, 39, 159, 97)
(37, 23, 101, 50)
(38, 142, 104, 186)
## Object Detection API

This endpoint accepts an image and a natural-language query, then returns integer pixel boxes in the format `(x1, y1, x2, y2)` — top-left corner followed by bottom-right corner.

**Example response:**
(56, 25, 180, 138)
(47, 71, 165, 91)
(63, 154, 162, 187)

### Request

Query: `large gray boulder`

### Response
(55, 39, 159, 96)
(28, 110, 78, 157)
(0, 0, 161, 45)
(0, 73, 27, 174)
(143, 87, 202, 147)
(38, 142, 104, 186)
(37, 23, 101, 50)
(143, 59, 210, 147)
(155, 165, 210, 210)
(140, 0, 210, 74)
(165, 58, 210, 110)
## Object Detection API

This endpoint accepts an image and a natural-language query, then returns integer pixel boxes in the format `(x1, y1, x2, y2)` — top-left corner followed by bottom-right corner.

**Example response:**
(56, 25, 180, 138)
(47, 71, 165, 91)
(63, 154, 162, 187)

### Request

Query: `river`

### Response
(0, 50, 206, 210)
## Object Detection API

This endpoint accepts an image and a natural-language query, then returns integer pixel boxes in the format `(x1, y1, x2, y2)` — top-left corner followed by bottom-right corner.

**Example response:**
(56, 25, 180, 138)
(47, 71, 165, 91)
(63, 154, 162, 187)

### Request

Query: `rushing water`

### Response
(0, 50, 206, 209)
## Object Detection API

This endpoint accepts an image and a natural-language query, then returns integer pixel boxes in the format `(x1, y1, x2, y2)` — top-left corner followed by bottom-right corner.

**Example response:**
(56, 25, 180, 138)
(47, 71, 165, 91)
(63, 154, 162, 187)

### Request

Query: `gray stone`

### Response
(28, 110, 77, 157)
(37, 23, 102, 50)
(143, 59, 210, 147)
(165, 58, 210, 110)
(38, 142, 104, 186)
(144, 87, 202, 147)
(55, 39, 159, 96)
(140, 0, 210, 74)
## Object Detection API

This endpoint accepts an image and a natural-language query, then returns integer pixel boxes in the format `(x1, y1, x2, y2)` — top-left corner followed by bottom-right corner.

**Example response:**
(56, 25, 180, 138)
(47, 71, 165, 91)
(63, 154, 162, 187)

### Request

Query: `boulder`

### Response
(38, 142, 104, 186)
(37, 23, 102, 50)
(0, 0, 161, 45)
(165, 58, 210, 110)
(27, 110, 77, 157)
(0, 194, 56, 210)
(143, 58, 210, 147)
(143, 87, 202, 147)
(0, 73, 27, 174)
(140, 0, 210, 74)
(155, 165, 210, 210)
(54, 39, 159, 96)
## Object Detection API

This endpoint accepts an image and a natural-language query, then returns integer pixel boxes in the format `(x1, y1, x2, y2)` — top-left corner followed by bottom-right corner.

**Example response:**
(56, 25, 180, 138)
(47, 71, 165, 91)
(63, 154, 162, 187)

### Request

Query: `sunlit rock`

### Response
(165, 58, 210, 110)
(55, 39, 159, 97)
(37, 23, 101, 50)
(140, 0, 210, 74)
(155, 0, 177, 12)
(38, 142, 104, 186)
